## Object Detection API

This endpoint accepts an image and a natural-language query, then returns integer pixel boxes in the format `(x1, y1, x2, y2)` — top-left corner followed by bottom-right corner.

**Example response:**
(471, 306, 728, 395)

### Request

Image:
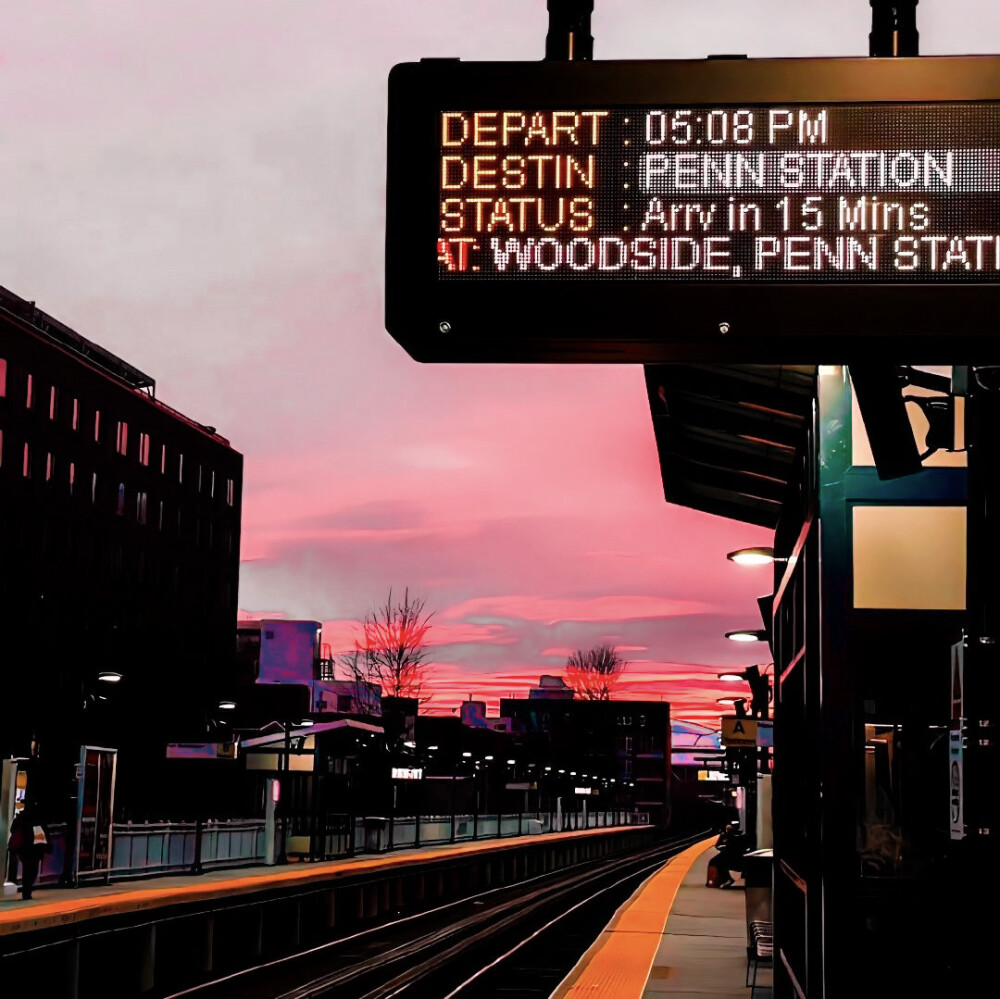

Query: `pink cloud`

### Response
(442, 595, 707, 625)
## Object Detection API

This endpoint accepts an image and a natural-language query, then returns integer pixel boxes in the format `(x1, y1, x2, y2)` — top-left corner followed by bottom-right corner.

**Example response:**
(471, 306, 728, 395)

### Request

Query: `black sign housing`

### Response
(385, 56, 1000, 362)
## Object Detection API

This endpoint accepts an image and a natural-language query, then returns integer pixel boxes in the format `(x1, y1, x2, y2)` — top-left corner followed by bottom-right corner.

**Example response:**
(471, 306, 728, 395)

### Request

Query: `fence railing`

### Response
(31, 819, 267, 885)
(17, 809, 641, 887)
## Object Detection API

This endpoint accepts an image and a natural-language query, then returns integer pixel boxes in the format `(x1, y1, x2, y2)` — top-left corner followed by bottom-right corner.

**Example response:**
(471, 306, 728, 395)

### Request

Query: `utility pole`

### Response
(545, 0, 593, 61)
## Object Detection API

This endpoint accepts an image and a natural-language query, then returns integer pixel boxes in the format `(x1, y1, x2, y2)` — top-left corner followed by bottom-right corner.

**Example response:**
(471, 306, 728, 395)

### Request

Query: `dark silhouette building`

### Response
(499, 695, 671, 826)
(0, 286, 243, 820)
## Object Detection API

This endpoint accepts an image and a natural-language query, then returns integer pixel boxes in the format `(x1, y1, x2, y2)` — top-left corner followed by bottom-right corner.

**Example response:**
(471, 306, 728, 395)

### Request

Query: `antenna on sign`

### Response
(869, 1, 919, 57)
(546, 0, 594, 61)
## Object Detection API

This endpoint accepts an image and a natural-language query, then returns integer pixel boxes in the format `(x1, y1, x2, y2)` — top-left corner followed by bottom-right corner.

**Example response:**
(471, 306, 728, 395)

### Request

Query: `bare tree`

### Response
(355, 587, 434, 702)
(565, 644, 628, 700)
(337, 648, 383, 719)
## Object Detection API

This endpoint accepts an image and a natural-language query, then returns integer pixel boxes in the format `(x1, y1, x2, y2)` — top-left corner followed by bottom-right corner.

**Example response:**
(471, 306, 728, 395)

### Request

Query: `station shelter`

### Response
(647, 363, 969, 995)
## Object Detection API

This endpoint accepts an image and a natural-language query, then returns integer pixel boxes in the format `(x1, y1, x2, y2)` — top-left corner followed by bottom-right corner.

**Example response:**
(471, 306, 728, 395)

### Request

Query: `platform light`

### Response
(485, 754, 494, 761)
(559, 769, 566, 774)
(718, 672, 745, 682)
(726, 629, 768, 643)
(428, 745, 439, 751)
(544, 766, 552, 772)
(726, 546, 780, 566)
(507, 759, 516, 765)
(298, 719, 315, 727)
(98, 671, 122, 683)
(462, 751, 472, 758)
(403, 740, 416, 748)
(218, 700, 236, 711)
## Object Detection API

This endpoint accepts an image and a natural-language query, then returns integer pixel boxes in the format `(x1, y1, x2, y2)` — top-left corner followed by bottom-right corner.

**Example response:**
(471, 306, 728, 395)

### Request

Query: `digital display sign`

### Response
(437, 105, 1000, 282)
(386, 57, 1000, 362)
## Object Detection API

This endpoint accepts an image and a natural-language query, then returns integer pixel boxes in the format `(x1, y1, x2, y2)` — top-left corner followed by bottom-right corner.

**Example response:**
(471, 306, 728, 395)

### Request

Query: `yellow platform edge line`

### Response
(550, 837, 716, 999)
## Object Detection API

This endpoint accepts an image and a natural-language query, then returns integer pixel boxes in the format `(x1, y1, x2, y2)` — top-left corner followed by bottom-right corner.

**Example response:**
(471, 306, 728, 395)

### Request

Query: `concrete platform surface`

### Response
(0, 823, 646, 936)
(553, 839, 773, 999)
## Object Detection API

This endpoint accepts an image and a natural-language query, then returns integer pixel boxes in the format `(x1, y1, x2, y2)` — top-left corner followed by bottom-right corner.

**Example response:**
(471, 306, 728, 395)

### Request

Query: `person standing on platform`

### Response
(7, 799, 50, 899)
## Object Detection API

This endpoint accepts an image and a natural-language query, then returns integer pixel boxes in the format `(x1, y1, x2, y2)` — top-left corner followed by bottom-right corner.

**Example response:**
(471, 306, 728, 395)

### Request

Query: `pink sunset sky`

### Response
(3, 1, 997, 725)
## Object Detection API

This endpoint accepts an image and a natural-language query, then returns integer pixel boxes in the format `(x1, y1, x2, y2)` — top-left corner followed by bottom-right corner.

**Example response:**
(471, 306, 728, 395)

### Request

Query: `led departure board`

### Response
(386, 57, 1000, 362)
(437, 105, 1000, 282)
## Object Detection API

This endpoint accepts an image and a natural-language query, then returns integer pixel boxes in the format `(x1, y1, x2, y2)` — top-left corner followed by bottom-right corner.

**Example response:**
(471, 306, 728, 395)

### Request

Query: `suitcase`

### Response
(706, 858, 722, 887)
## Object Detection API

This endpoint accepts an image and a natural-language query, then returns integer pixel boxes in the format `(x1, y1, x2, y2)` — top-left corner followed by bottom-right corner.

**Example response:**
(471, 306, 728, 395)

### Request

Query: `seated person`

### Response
(711, 822, 747, 887)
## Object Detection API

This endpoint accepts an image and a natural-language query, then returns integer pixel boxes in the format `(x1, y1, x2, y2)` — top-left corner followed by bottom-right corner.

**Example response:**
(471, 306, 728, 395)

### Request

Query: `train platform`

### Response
(0, 823, 649, 938)
(553, 837, 772, 998)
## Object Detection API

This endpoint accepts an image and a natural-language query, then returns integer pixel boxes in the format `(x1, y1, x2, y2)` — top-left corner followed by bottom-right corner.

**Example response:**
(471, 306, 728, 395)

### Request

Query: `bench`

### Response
(746, 919, 773, 996)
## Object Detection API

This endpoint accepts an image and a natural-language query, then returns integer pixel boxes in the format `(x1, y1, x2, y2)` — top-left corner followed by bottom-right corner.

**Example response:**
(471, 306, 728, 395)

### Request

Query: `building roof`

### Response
(241, 718, 383, 747)
(644, 364, 816, 529)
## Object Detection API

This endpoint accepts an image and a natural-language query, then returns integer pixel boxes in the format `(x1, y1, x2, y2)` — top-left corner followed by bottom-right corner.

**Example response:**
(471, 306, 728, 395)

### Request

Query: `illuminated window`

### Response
(91, 472, 97, 504)
(209, 469, 215, 499)
(94, 410, 101, 443)
(226, 478, 235, 507)
(69, 462, 75, 495)
(198, 464, 203, 492)
(22, 443, 31, 478)
(26, 374, 33, 410)
(158, 500, 164, 531)
(72, 398, 79, 430)
(138, 432, 150, 466)
(160, 444, 167, 474)
(116, 483, 125, 516)
(178, 453, 184, 484)
(45, 452, 53, 482)
(115, 421, 128, 456)
(0, 358, 6, 397)
(136, 491, 148, 524)
(49, 386, 58, 421)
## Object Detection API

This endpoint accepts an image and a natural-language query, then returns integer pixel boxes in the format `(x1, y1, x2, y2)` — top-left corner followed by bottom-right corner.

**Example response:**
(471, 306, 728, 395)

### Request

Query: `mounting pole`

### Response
(546, 0, 593, 61)
(869, 1, 919, 57)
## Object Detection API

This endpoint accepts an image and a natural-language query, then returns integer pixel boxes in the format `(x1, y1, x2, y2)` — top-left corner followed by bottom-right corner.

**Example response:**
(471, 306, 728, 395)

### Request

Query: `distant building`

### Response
(528, 675, 574, 699)
(0, 285, 243, 820)
(500, 687, 671, 826)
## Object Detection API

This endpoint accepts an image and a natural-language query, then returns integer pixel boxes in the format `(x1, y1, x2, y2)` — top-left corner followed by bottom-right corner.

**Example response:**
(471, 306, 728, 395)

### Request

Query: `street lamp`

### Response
(726, 629, 768, 643)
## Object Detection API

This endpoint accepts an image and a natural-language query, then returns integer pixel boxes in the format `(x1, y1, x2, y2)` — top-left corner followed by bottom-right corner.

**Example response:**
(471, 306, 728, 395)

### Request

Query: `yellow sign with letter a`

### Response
(721, 717, 758, 747)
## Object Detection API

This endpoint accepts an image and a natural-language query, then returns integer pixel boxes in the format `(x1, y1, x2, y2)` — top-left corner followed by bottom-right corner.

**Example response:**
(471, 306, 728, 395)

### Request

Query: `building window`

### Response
(226, 478, 235, 507)
(49, 386, 58, 421)
(178, 453, 184, 483)
(115, 421, 128, 456)
(337, 694, 354, 713)
(0, 357, 6, 397)
(138, 432, 150, 466)
(265, 630, 274, 640)
(45, 452, 53, 481)
(198, 464, 203, 492)
(72, 397, 79, 430)
(137, 491, 148, 524)
(22, 443, 30, 478)
(160, 444, 167, 474)
(94, 410, 101, 443)
(26, 374, 33, 409)
(69, 462, 75, 495)
(116, 483, 126, 516)
(91, 472, 98, 504)
(210, 469, 215, 498)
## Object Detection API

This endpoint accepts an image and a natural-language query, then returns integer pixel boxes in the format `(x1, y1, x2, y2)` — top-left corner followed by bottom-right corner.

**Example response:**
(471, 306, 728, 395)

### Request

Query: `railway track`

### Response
(167, 829, 710, 999)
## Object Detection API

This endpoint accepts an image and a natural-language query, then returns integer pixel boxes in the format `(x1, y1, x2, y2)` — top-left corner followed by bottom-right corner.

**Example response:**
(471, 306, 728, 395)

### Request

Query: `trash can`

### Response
(741, 848, 773, 946)
(363, 816, 389, 853)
